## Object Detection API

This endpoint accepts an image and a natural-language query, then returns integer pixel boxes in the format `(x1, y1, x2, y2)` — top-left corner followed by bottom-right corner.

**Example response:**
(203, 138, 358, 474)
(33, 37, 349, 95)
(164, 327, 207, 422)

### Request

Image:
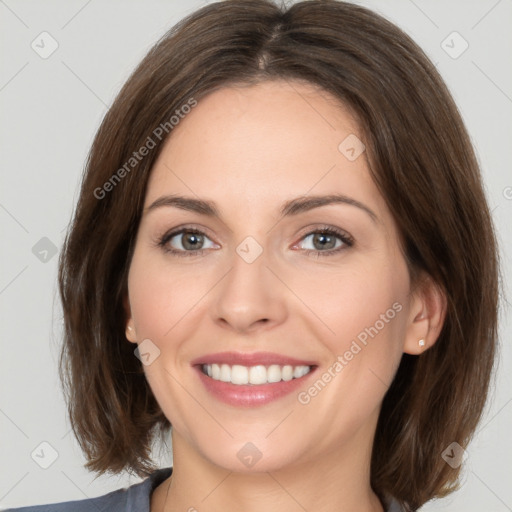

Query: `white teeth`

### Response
(231, 365, 248, 385)
(267, 364, 282, 383)
(294, 366, 309, 378)
(202, 363, 312, 385)
(282, 365, 293, 381)
(220, 364, 231, 382)
(249, 365, 267, 385)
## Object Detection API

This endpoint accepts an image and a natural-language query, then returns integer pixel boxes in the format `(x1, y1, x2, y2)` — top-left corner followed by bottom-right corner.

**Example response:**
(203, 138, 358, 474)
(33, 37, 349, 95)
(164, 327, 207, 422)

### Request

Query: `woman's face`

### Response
(125, 79, 421, 473)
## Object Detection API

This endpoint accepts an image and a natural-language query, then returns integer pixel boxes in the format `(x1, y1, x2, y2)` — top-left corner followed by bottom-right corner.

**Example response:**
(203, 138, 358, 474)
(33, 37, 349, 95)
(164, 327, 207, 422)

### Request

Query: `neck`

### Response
(155, 422, 385, 512)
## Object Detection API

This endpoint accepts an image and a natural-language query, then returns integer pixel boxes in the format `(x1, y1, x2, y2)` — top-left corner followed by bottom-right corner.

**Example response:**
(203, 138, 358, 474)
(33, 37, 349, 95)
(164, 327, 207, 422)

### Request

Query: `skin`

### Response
(125, 79, 446, 512)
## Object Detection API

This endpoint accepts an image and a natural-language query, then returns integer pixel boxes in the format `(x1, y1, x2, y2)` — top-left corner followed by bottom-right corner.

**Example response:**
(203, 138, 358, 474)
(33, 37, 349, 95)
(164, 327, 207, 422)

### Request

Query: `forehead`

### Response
(158, 79, 360, 166)
(144, 80, 385, 221)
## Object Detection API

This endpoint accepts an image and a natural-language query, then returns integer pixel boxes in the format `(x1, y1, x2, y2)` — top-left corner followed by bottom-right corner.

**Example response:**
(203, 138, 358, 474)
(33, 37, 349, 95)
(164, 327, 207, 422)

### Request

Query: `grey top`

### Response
(4, 466, 173, 512)
(4, 466, 405, 511)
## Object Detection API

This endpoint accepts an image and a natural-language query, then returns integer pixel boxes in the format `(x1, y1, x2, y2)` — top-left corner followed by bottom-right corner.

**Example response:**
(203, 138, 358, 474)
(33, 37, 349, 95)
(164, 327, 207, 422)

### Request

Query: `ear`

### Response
(403, 272, 447, 355)
(124, 294, 138, 344)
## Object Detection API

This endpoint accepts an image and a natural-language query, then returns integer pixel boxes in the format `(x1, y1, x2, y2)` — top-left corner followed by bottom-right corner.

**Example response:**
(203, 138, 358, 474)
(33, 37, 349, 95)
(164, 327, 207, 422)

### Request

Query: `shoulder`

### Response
(3, 467, 173, 512)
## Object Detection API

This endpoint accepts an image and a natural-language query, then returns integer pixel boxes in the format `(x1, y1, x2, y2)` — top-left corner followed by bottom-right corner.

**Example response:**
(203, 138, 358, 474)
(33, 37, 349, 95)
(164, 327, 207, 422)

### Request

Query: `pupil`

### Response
(314, 233, 334, 250)
(184, 233, 202, 250)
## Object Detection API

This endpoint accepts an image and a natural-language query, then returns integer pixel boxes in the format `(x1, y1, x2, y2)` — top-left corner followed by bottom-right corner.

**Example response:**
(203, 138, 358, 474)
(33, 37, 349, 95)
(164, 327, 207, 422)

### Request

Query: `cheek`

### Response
(301, 262, 406, 342)
(126, 251, 202, 428)
(127, 251, 206, 340)
(291, 270, 408, 433)
(299, 257, 409, 390)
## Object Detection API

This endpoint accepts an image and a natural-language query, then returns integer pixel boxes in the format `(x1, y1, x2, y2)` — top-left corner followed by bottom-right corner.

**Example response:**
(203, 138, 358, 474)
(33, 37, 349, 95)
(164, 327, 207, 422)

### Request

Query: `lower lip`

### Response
(194, 366, 317, 407)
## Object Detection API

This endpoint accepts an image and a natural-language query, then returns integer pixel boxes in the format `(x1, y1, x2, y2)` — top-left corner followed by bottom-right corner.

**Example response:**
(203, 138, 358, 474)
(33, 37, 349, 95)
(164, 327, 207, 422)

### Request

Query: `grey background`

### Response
(1, 0, 511, 510)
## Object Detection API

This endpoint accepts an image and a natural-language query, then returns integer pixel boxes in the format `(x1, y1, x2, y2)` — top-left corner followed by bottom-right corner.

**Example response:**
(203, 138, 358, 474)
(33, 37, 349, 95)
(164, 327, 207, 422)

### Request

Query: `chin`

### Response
(196, 438, 307, 474)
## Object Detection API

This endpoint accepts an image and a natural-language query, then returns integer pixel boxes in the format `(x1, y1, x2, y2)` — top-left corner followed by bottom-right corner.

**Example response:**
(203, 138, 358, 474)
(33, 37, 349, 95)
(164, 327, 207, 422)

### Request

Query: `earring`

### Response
(419, 339, 425, 347)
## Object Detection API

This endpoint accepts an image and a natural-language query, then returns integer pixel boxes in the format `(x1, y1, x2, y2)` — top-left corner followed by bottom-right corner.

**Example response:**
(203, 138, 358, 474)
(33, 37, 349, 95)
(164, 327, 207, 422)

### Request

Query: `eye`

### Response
(294, 226, 354, 257)
(157, 225, 354, 258)
(157, 227, 218, 257)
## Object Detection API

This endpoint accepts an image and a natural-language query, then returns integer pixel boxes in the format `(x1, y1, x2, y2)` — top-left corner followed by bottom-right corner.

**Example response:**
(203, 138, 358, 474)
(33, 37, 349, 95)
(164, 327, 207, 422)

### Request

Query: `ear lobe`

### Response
(126, 322, 137, 344)
(403, 273, 447, 355)
(123, 295, 138, 344)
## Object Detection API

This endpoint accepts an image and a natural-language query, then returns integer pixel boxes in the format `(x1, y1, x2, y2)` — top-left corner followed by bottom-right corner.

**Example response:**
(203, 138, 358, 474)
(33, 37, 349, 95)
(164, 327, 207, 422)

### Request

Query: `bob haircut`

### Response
(57, 0, 500, 510)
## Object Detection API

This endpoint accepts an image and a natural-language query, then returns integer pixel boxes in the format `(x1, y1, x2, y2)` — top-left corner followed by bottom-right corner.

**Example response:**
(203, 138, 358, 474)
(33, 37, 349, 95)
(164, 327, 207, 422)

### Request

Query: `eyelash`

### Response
(156, 225, 354, 258)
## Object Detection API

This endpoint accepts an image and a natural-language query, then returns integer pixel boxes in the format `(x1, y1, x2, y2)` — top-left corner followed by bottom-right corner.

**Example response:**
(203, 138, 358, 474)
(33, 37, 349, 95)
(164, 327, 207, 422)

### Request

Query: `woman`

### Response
(6, 0, 499, 511)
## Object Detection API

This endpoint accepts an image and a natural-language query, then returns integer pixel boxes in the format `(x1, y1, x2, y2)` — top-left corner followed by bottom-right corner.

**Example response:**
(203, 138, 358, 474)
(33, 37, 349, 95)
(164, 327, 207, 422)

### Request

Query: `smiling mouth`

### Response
(200, 363, 314, 385)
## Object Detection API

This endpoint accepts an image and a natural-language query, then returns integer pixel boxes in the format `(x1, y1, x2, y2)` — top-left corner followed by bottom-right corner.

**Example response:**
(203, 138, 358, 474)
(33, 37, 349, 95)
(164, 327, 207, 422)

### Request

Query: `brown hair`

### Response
(57, 0, 500, 509)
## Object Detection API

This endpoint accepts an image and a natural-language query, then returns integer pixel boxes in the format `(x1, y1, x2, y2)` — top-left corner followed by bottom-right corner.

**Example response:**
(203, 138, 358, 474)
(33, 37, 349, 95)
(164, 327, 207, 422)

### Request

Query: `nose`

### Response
(210, 243, 288, 334)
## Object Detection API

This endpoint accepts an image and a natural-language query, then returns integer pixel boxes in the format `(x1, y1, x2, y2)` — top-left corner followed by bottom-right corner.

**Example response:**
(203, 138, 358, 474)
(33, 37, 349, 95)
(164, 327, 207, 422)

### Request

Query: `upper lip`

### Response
(191, 351, 317, 367)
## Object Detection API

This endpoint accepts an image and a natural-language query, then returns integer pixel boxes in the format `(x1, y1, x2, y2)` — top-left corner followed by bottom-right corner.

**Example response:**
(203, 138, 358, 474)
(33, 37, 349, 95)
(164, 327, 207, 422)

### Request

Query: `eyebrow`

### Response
(144, 193, 378, 223)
